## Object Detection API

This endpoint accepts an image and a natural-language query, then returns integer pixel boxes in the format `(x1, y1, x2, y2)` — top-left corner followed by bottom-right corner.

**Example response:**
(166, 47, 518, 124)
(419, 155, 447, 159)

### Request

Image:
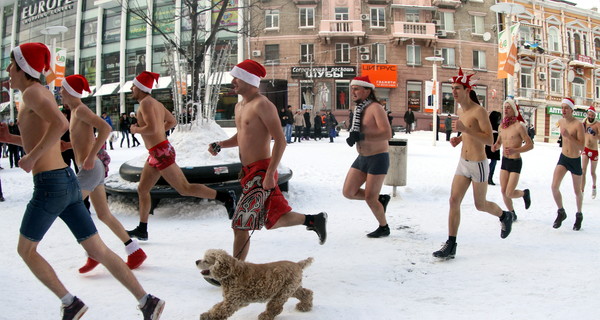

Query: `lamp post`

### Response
(425, 56, 444, 146)
(490, 2, 525, 99)
(40, 26, 68, 95)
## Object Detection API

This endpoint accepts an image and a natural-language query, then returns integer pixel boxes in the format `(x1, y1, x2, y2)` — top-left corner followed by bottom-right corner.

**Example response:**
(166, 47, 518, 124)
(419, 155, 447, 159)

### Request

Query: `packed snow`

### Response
(1, 125, 598, 319)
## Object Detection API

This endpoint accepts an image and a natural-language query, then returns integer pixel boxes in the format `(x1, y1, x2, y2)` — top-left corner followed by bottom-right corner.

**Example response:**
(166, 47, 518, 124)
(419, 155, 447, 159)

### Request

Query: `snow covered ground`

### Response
(1, 125, 598, 320)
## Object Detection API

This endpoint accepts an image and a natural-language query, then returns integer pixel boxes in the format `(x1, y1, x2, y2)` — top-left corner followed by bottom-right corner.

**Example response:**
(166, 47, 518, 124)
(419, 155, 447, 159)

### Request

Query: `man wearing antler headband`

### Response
(433, 68, 514, 259)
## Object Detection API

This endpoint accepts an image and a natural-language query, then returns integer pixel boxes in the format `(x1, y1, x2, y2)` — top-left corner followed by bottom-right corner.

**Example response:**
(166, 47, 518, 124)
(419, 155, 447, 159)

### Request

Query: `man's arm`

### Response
(260, 103, 287, 190)
(491, 129, 503, 152)
(208, 133, 239, 156)
(163, 108, 177, 131)
(457, 108, 494, 145)
(514, 124, 534, 153)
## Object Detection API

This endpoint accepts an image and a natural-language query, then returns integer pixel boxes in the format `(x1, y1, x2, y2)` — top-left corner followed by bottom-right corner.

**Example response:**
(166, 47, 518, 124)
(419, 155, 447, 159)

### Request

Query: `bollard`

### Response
(384, 138, 407, 197)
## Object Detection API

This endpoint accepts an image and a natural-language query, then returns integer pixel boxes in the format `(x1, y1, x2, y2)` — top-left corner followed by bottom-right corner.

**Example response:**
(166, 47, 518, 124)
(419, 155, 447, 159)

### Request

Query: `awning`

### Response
(81, 86, 95, 98)
(0, 102, 10, 112)
(569, 60, 595, 68)
(118, 81, 134, 93)
(94, 83, 120, 96)
(390, 5, 437, 10)
(157, 76, 172, 89)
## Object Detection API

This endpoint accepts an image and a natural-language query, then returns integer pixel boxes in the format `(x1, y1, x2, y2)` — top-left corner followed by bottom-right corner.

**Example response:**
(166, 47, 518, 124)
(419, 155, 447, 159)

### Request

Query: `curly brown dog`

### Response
(196, 249, 313, 320)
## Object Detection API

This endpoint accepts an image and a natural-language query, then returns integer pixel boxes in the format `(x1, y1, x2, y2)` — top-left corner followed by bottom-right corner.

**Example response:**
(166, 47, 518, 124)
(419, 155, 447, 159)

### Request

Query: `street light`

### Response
(490, 2, 525, 99)
(41, 26, 68, 93)
(425, 56, 444, 146)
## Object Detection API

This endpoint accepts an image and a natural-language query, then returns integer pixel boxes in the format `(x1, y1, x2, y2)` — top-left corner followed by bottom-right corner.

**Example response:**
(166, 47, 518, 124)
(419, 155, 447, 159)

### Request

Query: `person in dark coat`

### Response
(444, 114, 453, 141)
(303, 110, 312, 140)
(7, 120, 21, 168)
(325, 111, 338, 143)
(119, 113, 131, 148)
(485, 111, 502, 185)
(404, 109, 415, 134)
(436, 114, 441, 141)
(313, 113, 322, 140)
(129, 112, 141, 147)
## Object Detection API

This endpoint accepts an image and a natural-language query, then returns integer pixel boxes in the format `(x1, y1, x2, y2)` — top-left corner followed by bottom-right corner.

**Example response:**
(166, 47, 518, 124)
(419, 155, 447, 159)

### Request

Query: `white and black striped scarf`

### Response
(349, 99, 372, 134)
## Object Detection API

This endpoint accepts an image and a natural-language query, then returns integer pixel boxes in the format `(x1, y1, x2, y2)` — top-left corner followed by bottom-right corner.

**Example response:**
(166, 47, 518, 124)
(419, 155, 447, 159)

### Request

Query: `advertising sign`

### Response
(360, 64, 397, 88)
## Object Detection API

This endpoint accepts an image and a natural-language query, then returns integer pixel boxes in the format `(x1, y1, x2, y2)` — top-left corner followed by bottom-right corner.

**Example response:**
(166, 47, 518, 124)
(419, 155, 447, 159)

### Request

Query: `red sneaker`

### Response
(126, 248, 147, 269)
(78, 257, 99, 274)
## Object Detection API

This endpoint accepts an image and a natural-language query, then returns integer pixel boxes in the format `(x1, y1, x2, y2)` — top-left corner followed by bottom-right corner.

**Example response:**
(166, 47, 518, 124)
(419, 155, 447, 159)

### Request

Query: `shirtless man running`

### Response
(433, 68, 513, 259)
(126, 71, 236, 241)
(581, 106, 600, 199)
(491, 99, 533, 221)
(0, 42, 163, 320)
(60, 74, 147, 273)
(551, 98, 585, 231)
(208, 60, 327, 262)
(342, 75, 392, 238)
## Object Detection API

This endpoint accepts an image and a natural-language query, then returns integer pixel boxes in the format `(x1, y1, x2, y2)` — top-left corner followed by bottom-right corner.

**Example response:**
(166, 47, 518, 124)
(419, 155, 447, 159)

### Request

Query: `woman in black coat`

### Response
(119, 113, 131, 148)
(485, 111, 502, 185)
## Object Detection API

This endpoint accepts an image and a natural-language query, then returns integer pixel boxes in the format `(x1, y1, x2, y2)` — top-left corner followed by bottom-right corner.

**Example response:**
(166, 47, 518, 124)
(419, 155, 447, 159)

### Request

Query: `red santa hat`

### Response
(230, 59, 266, 88)
(504, 99, 524, 122)
(350, 75, 375, 89)
(12, 42, 52, 79)
(450, 67, 477, 89)
(562, 98, 575, 109)
(588, 105, 596, 114)
(62, 75, 91, 98)
(133, 71, 160, 93)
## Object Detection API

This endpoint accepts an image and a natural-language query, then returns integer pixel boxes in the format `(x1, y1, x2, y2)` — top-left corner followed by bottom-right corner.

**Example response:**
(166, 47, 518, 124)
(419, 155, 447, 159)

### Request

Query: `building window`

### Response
(336, 43, 350, 63)
(595, 38, 600, 60)
(473, 50, 486, 70)
(79, 57, 96, 86)
(127, 10, 147, 40)
(473, 86, 487, 108)
(335, 8, 349, 21)
(153, 3, 175, 35)
(548, 27, 561, 52)
(126, 50, 146, 80)
(440, 12, 454, 32)
(441, 83, 455, 114)
(519, 25, 533, 44)
(265, 44, 279, 65)
(407, 45, 421, 66)
(299, 7, 315, 28)
(300, 44, 314, 63)
(152, 46, 171, 76)
(336, 81, 350, 110)
(81, 19, 98, 48)
(101, 52, 120, 83)
(442, 48, 455, 67)
(0, 45, 10, 75)
(521, 66, 533, 89)
(2, 7, 12, 39)
(572, 77, 585, 99)
(574, 33, 581, 55)
(373, 43, 386, 63)
(550, 70, 563, 94)
(370, 7, 385, 28)
(265, 10, 279, 29)
(595, 77, 600, 100)
(103, 12, 121, 44)
(300, 83, 314, 109)
(405, 9, 419, 23)
(471, 15, 484, 35)
(407, 81, 422, 112)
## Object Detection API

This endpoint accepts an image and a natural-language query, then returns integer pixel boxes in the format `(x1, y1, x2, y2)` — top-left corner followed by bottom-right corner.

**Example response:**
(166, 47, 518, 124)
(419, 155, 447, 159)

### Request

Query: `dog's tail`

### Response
(297, 257, 314, 269)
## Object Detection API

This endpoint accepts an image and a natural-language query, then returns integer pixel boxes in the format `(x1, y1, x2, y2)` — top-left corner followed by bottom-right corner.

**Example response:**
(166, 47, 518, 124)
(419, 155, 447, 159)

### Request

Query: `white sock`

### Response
(138, 294, 149, 307)
(61, 293, 75, 306)
(125, 239, 140, 255)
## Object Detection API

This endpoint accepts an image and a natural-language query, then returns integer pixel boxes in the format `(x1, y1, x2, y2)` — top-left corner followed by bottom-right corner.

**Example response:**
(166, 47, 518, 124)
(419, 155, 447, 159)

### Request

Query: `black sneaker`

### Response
(367, 225, 390, 238)
(433, 241, 457, 259)
(523, 189, 531, 209)
(378, 194, 391, 213)
(224, 190, 237, 220)
(511, 210, 518, 222)
(553, 208, 567, 229)
(306, 212, 327, 245)
(573, 212, 583, 231)
(500, 211, 513, 239)
(61, 296, 88, 320)
(127, 227, 148, 241)
(140, 294, 165, 320)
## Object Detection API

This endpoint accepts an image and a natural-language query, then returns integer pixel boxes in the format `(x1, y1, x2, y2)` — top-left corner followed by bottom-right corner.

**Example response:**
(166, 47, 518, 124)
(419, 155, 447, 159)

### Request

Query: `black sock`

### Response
(500, 211, 507, 221)
(303, 215, 314, 227)
(139, 222, 148, 233)
(215, 191, 230, 203)
(380, 224, 389, 229)
(448, 236, 457, 244)
(124, 239, 132, 246)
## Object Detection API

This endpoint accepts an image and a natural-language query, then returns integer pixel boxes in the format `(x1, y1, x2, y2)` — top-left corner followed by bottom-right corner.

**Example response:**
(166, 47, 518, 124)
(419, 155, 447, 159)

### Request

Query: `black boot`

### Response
(127, 226, 148, 241)
(553, 208, 567, 229)
(500, 211, 513, 239)
(367, 225, 390, 238)
(573, 212, 583, 231)
(433, 240, 457, 259)
(306, 212, 327, 245)
(523, 189, 531, 209)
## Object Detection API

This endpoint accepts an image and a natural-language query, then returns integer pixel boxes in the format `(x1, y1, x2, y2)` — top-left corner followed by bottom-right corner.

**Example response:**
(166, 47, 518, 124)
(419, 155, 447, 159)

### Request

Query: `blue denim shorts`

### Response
(20, 167, 98, 243)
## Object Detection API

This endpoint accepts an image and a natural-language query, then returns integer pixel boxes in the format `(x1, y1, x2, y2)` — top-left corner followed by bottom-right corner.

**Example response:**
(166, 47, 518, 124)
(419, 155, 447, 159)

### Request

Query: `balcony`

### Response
(318, 20, 365, 44)
(432, 0, 461, 8)
(392, 21, 437, 43)
(574, 97, 595, 106)
(517, 88, 546, 100)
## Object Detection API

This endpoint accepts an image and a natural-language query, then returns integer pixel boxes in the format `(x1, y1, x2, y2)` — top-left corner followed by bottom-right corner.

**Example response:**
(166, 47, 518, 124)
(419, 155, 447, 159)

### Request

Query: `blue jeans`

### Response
(284, 124, 293, 143)
(20, 167, 97, 243)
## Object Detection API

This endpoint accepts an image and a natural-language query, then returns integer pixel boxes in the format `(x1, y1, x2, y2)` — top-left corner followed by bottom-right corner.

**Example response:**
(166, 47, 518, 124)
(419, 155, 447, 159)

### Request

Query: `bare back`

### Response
(70, 105, 99, 166)
(136, 96, 171, 148)
(356, 102, 391, 156)
(235, 94, 282, 165)
(17, 83, 68, 174)
(458, 105, 491, 161)
(559, 117, 585, 157)
(498, 122, 528, 159)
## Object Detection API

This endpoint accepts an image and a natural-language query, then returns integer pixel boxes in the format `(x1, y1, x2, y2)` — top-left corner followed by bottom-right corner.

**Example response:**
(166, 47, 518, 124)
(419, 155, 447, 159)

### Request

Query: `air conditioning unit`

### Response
(251, 50, 261, 57)
(359, 47, 370, 54)
(360, 54, 370, 61)
(434, 49, 442, 57)
(436, 30, 447, 38)
(538, 72, 546, 80)
(360, 14, 369, 21)
(432, 19, 441, 26)
(575, 68, 584, 75)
